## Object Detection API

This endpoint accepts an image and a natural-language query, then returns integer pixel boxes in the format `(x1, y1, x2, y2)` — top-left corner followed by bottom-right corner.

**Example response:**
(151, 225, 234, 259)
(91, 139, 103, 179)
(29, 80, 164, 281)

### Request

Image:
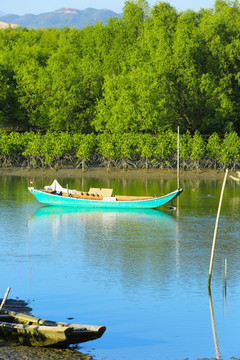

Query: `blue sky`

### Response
(0, 0, 216, 16)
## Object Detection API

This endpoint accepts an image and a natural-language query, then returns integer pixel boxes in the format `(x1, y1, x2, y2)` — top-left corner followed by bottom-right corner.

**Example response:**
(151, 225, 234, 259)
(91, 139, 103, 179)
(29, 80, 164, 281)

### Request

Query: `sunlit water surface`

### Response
(0, 174, 240, 360)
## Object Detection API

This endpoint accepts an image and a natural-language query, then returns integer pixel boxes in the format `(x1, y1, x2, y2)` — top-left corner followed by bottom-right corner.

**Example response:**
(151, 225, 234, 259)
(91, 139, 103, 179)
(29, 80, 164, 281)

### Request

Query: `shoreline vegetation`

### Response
(1, 130, 240, 180)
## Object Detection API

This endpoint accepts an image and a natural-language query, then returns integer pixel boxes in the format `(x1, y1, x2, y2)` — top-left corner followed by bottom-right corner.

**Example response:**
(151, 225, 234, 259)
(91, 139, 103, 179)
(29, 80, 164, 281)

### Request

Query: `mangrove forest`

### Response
(1, 0, 240, 170)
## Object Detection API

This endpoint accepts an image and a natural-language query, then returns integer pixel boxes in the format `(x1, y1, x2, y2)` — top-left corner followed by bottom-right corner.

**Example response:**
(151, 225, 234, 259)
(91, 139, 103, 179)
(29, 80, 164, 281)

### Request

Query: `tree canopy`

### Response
(0, 0, 240, 136)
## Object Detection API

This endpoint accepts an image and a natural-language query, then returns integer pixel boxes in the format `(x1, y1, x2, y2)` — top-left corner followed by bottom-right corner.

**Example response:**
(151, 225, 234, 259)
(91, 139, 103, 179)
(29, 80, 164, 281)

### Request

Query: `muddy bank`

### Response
(0, 166, 230, 180)
(0, 343, 93, 360)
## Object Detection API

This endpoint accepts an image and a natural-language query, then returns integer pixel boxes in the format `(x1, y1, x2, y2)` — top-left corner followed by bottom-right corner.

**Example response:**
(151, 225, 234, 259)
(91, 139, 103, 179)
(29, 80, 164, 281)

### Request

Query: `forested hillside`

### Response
(0, 8, 121, 29)
(1, 0, 240, 170)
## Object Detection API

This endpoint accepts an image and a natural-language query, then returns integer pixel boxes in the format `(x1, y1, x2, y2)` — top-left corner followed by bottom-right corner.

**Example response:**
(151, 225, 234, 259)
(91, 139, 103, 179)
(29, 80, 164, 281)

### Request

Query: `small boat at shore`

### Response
(28, 180, 183, 209)
(0, 309, 106, 347)
(0, 288, 105, 347)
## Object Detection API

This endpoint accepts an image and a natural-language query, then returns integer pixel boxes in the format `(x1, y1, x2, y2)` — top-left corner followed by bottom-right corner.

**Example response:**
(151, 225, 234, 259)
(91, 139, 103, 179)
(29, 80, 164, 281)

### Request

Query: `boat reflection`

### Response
(29, 206, 175, 241)
(31, 206, 175, 222)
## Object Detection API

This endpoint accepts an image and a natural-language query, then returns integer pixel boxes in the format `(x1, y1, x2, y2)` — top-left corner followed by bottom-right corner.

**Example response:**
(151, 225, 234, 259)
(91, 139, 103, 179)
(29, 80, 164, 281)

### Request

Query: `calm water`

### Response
(0, 174, 240, 360)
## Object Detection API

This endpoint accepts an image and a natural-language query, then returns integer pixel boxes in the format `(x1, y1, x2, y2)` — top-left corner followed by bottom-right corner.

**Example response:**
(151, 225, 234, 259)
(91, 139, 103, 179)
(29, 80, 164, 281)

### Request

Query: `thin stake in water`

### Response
(225, 258, 227, 292)
(208, 169, 228, 288)
(177, 126, 180, 189)
(0, 287, 11, 311)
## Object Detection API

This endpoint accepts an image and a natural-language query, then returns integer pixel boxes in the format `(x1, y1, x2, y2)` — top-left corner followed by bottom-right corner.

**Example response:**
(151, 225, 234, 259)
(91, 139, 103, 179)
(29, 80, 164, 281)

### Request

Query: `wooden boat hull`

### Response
(0, 310, 106, 347)
(28, 187, 183, 209)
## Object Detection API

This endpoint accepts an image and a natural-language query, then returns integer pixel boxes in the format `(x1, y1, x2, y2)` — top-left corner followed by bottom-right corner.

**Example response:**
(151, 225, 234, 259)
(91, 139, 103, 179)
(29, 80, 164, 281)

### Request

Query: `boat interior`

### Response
(46, 187, 154, 201)
(0, 311, 64, 327)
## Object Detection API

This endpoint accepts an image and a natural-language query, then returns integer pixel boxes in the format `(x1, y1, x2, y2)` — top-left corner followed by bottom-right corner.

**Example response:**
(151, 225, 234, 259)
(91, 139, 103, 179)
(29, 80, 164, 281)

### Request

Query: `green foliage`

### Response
(190, 131, 206, 160)
(114, 133, 137, 159)
(154, 130, 177, 159)
(74, 133, 96, 159)
(218, 132, 240, 164)
(96, 133, 118, 159)
(207, 133, 222, 158)
(1, 0, 240, 137)
(0, 130, 240, 169)
(0, 131, 11, 155)
(179, 131, 192, 159)
(136, 133, 156, 158)
(94, 69, 165, 134)
(22, 132, 44, 166)
(122, 0, 149, 40)
(0, 66, 27, 129)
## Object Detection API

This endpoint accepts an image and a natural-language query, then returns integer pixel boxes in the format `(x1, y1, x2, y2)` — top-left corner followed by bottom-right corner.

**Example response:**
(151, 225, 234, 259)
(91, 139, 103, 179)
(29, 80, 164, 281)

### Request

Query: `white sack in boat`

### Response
(44, 180, 78, 195)
(44, 179, 64, 192)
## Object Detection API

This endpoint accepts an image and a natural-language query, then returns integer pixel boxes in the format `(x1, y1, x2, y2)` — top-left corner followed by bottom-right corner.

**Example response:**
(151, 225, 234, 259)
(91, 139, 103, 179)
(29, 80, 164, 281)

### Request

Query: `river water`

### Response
(0, 174, 240, 360)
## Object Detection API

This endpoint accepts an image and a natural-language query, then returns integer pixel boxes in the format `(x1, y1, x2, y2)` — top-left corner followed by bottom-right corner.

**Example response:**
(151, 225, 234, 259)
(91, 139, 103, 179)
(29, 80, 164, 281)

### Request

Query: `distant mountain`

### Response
(0, 7, 121, 29)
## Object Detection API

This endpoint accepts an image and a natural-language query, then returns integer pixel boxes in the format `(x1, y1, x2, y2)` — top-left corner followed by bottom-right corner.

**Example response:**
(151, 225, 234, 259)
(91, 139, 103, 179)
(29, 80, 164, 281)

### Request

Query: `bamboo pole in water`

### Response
(177, 126, 180, 189)
(208, 168, 228, 288)
(224, 258, 227, 316)
(0, 287, 11, 311)
(222, 258, 228, 315)
(225, 258, 227, 292)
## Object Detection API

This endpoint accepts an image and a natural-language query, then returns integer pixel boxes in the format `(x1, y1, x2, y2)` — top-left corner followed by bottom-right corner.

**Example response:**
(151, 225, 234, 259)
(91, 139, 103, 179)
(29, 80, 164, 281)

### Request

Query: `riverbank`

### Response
(0, 166, 230, 180)
(0, 343, 92, 360)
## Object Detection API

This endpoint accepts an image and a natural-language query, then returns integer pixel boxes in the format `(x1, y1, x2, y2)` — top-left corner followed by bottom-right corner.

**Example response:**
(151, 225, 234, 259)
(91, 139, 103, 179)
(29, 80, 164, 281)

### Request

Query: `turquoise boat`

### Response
(28, 180, 183, 209)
